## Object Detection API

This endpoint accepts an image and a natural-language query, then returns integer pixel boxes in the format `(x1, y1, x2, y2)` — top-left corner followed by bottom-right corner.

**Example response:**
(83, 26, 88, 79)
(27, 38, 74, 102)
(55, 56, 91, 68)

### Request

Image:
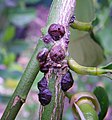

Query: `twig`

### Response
(1, 0, 76, 120)
(1, 40, 46, 120)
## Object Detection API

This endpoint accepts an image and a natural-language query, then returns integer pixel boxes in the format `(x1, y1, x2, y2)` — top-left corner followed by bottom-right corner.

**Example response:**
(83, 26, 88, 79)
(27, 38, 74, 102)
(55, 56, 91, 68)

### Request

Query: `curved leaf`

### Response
(69, 0, 104, 66)
(76, 0, 95, 22)
(93, 86, 109, 120)
(101, 62, 112, 69)
(69, 32, 104, 66)
(3, 25, 15, 42)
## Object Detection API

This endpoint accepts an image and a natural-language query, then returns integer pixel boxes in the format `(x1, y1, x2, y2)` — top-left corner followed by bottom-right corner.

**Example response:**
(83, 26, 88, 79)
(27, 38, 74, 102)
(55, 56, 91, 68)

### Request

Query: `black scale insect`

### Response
(48, 23, 65, 41)
(43, 34, 53, 44)
(50, 45, 65, 63)
(37, 77, 52, 106)
(36, 24, 74, 106)
(36, 48, 50, 73)
(61, 70, 74, 92)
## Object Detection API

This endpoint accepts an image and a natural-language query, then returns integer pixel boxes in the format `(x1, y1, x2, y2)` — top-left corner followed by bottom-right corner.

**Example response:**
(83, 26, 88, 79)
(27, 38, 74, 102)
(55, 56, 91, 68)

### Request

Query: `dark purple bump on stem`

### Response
(69, 15, 76, 24)
(38, 89, 52, 106)
(36, 48, 49, 62)
(48, 23, 65, 41)
(43, 34, 53, 44)
(64, 38, 69, 49)
(38, 77, 48, 91)
(50, 45, 66, 63)
(61, 70, 74, 92)
(40, 63, 50, 73)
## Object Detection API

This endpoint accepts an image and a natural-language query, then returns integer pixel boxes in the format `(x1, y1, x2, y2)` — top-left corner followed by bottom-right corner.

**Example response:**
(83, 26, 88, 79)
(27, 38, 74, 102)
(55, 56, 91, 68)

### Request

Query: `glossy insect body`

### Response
(61, 70, 74, 91)
(43, 34, 53, 44)
(48, 24, 65, 40)
(38, 77, 48, 91)
(38, 77, 52, 106)
(50, 45, 65, 63)
(36, 48, 49, 63)
(38, 89, 52, 106)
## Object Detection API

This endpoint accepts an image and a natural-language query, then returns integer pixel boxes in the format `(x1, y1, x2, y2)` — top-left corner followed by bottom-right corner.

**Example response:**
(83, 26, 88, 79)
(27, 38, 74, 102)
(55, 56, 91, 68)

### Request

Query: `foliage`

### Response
(94, 87, 109, 120)
(68, 0, 112, 119)
(0, 0, 40, 82)
(0, 0, 112, 120)
(0, 0, 40, 106)
(94, 0, 112, 58)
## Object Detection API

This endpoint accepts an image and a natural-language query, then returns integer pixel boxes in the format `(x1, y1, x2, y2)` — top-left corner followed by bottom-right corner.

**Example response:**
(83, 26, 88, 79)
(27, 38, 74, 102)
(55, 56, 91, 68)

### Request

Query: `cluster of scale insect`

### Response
(38, 77, 52, 106)
(36, 24, 74, 106)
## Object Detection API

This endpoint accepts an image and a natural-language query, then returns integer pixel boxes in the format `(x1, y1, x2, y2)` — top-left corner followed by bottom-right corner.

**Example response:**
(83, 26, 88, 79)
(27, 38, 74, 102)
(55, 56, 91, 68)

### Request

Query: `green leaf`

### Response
(92, 17, 100, 26)
(93, 86, 109, 120)
(97, 25, 112, 55)
(3, 53, 15, 66)
(89, 30, 104, 50)
(69, 0, 105, 66)
(101, 62, 112, 69)
(3, 25, 15, 42)
(69, 32, 104, 67)
(76, 0, 95, 22)
(97, 0, 109, 9)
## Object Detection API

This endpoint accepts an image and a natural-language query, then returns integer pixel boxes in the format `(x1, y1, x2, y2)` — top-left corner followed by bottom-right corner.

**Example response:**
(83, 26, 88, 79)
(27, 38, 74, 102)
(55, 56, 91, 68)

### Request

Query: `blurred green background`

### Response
(0, 0, 112, 119)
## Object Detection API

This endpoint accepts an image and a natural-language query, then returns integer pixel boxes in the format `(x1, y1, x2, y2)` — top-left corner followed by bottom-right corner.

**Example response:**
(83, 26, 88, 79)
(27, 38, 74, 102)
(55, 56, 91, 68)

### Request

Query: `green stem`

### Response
(68, 58, 112, 75)
(40, 0, 76, 119)
(2, 0, 76, 120)
(65, 92, 99, 120)
(78, 103, 99, 120)
(70, 19, 103, 50)
(1, 40, 46, 120)
(40, 74, 65, 120)
(70, 20, 93, 31)
(64, 92, 73, 99)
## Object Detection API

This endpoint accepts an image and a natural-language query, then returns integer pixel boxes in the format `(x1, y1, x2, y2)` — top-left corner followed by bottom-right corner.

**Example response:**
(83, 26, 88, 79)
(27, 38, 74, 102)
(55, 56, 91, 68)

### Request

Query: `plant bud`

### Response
(36, 48, 49, 62)
(38, 77, 48, 91)
(43, 34, 53, 44)
(48, 24, 65, 40)
(38, 89, 52, 106)
(50, 45, 65, 63)
(61, 70, 74, 92)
